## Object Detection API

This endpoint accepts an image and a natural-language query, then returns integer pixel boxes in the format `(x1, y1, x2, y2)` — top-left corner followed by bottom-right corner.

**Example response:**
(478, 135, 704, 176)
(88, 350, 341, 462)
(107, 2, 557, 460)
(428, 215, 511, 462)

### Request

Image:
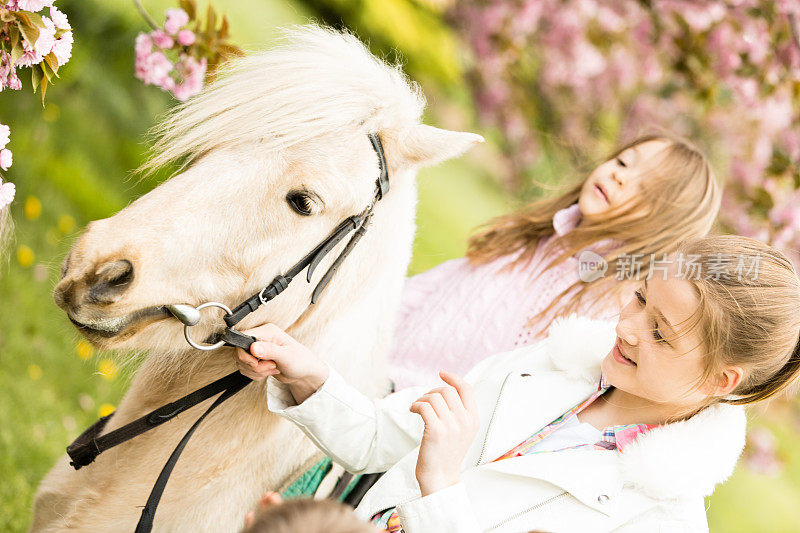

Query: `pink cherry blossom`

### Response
(177, 29, 196, 47)
(16, 0, 54, 10)
(151, 30, 174, 50)
(164, 8, 190, 35)
(34, 16, 57, 56)
(0, 124, 9, 149)
(52, 31, 73, 66)
(0, 149, 12, 171)
(135, 33, 153, 57)
(744, 427, 784, 477)
(6, 71, 21, 90)
(15, 40, 43, 68)
(135, 50, 174, 88)
(49, 6, 70, 30)
(0, 52, 11, 90)
(0, 180, 15, 210)
(172, 55, 207, 101)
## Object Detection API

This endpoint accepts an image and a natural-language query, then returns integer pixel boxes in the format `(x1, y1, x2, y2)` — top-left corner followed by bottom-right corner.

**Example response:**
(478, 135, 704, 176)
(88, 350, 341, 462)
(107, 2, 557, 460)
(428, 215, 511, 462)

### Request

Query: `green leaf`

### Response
(17, 20, 40, 49)
(43, 52, 59, 77)
(17, 10, 43, 26)
(8, 25, 23, 65)
(11, 10, 32, 26)
(40, 58, 54, 82)
(180, 0, 196, 20)
(219, 15, 229, 40)
(752, 186, 775, 210)
(31, 63, 43, 93)
(40, 75, 48, 105)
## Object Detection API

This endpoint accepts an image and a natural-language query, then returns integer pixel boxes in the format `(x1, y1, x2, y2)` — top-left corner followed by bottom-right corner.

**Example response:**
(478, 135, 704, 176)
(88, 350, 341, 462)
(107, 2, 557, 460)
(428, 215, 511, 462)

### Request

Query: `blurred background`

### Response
(1, 1, 799, 531)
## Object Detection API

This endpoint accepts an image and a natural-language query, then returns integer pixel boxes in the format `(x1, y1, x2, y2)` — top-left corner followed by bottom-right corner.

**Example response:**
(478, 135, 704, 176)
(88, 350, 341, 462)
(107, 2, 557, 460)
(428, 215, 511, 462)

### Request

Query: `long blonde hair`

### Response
(467, 132, 721, 325)
(675, 235, 800, 407)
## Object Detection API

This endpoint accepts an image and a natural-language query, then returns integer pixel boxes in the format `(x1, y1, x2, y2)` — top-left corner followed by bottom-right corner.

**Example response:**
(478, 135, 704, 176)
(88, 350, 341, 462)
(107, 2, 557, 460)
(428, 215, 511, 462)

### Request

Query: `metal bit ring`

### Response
(182, 302, 233, 351)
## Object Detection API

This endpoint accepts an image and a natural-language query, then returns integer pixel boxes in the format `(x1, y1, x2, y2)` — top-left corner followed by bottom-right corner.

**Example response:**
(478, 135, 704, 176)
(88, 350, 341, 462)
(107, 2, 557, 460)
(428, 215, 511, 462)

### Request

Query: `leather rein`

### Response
(66, 133, 391, 532)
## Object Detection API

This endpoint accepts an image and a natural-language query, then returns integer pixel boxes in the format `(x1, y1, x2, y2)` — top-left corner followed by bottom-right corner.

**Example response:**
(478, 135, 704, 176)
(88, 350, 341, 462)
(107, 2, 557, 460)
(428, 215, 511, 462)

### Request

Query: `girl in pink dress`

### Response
(389, 132, 721, 388)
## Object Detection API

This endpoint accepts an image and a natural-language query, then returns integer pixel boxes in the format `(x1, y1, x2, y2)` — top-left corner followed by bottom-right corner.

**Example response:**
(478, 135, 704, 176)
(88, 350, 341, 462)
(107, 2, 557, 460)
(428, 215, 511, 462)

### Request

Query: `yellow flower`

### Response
(28, 364, 43, 380)
(17, 245, 34, 267)
(97, 358, 118, 381)
(98, 403, 115, 417)
(24, 196, 42, 220)
(58, 214, 76, 234)
(76, 340, 94, 360)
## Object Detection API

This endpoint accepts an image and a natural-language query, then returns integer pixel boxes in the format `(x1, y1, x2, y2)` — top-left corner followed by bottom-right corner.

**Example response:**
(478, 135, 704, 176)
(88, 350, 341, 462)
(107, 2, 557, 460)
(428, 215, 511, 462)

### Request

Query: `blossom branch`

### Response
(133, 0, 160, 32)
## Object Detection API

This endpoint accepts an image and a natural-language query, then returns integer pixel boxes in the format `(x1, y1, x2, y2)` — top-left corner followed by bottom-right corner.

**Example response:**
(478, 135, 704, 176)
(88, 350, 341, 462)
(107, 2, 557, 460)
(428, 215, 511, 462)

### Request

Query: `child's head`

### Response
(578, 134, 715, 223)
(571, 132, 721, 255)
(241, 495, 373, 533)
(603, 235, 800, 419)
(468, 131, 720, 329)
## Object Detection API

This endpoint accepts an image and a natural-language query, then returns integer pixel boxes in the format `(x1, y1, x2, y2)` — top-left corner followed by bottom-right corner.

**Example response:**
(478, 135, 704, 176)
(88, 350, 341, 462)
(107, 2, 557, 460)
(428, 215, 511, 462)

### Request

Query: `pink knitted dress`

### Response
(387, 204, 621, 389)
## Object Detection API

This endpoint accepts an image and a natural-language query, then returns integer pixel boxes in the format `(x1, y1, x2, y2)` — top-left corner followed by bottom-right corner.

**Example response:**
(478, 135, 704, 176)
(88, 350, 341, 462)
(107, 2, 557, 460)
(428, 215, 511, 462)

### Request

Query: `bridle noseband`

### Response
(66, 133, 392, 532)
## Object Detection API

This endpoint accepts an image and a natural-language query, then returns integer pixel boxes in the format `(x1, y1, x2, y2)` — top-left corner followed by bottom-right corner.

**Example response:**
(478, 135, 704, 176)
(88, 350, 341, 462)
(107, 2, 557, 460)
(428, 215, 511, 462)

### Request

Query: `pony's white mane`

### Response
(143, 25, 426, 173)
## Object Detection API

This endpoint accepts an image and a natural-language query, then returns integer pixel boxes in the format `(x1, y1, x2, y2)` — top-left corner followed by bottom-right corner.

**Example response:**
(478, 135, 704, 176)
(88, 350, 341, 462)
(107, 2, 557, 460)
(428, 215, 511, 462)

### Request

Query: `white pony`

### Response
(31, 26, 481, 532)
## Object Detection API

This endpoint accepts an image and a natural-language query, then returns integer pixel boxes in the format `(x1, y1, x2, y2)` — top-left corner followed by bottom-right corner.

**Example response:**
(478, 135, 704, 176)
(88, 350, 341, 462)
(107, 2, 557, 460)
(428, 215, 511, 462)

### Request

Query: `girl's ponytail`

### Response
(724, 332, 800, 405)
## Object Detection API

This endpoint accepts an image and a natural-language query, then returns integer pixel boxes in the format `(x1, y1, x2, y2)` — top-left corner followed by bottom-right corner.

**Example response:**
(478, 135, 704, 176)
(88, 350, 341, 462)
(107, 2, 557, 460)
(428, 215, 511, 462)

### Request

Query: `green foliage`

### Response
(292, 0, 462, 89)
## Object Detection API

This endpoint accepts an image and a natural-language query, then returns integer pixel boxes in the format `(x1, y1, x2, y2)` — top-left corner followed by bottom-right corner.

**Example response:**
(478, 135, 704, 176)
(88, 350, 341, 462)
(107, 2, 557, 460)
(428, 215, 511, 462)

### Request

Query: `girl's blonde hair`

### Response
(467, 133, 721, 328)
(675, 235, 800, 407)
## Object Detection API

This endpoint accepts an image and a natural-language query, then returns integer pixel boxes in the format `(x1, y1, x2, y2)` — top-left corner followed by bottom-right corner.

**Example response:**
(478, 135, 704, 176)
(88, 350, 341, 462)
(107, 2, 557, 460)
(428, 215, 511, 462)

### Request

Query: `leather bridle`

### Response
(66, 133, 391, 532)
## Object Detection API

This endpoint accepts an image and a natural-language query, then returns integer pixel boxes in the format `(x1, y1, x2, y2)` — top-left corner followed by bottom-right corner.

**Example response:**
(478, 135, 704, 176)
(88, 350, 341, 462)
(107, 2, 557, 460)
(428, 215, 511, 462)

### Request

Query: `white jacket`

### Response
(267, 315, 747, 532)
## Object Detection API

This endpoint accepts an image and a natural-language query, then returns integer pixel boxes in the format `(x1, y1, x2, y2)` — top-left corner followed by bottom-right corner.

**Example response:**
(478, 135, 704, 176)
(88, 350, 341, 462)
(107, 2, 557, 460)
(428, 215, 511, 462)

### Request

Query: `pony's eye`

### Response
(286, 190, 318, 216)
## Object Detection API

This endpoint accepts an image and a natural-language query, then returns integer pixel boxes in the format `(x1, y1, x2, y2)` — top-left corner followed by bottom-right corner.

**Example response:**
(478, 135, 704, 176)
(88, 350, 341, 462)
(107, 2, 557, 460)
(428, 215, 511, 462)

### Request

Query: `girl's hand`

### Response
(410, 371, 480, 497)
(235, 323, 329, 404)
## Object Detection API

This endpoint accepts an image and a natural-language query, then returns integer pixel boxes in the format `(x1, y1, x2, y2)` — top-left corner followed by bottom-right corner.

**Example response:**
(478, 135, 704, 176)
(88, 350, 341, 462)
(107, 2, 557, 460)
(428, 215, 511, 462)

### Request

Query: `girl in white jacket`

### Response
(235, 235, 800, 532)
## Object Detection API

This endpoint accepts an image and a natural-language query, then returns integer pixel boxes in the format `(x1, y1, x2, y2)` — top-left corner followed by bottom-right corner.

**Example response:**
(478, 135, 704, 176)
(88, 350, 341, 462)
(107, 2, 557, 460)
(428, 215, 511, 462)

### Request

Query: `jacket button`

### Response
(520, 373, 531, 377)
(597, 494, 609, 504)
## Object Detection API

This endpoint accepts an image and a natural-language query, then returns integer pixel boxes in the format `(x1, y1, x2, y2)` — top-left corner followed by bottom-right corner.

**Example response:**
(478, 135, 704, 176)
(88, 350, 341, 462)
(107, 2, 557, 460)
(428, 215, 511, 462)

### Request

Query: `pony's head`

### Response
(54, 26, 481, 353)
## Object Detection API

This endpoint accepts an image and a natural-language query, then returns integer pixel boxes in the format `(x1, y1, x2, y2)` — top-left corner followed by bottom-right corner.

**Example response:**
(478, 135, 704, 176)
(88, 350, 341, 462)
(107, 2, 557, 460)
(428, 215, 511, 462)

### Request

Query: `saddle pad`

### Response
(281, 457, 361, 500)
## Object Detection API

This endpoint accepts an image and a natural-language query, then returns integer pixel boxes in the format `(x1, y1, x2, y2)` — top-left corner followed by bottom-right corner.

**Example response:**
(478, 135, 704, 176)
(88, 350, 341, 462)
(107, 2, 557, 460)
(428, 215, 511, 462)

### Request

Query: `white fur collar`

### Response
(545, 314, 747, 500)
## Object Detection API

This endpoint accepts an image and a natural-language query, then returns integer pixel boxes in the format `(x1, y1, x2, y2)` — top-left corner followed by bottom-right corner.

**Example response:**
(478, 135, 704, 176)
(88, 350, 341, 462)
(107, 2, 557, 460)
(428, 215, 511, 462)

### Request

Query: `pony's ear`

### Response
(397, 124, 484, 169)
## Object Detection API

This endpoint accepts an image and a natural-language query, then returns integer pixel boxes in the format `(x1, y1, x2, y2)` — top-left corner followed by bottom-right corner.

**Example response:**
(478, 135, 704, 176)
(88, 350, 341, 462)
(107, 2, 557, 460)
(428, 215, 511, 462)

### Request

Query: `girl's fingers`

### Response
(410, 401, 438, 426)
(421, 392, 451, 420)
(240, 323, 292, 346)
(437, 386, 463, 412)
(423, 386, 463, 411)
(439, 371, 478, 413)
(251, 340, 287, 360)
(236, 340, 286, 369)
(235, 346, 259, 367)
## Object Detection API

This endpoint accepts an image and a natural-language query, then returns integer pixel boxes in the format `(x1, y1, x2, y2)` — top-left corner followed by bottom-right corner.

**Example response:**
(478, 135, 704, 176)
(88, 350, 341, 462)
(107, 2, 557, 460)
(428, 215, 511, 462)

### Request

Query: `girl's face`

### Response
(600, 263, 714, 410)
(579, 139, 670, 217)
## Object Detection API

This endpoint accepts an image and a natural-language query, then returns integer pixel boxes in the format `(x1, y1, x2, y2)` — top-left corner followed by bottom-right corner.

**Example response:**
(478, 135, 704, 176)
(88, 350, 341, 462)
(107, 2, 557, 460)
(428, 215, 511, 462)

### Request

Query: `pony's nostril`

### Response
(102, 260, 134, 286)
(88, 259, 134, 303)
